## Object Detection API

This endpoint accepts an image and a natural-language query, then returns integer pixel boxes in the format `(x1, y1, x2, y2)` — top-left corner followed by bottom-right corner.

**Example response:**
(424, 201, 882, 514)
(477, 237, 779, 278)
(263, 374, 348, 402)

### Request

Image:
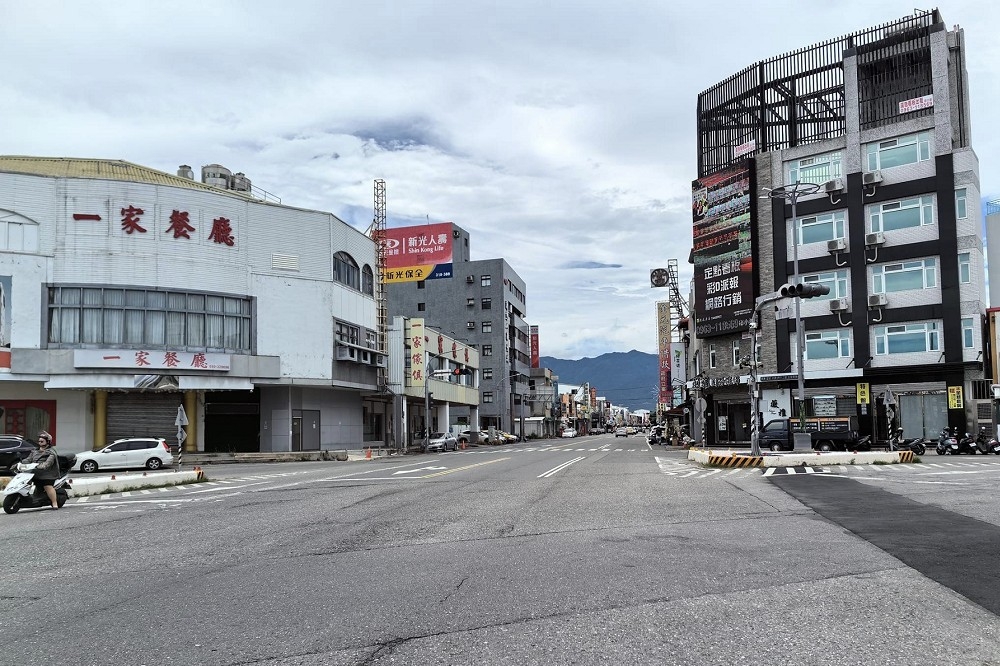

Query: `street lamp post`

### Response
(764, 182, 821, 430)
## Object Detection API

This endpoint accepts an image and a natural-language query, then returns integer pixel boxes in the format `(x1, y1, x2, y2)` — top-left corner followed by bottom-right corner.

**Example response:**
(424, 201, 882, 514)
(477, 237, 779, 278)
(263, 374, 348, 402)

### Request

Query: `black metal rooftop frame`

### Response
(697, 8, 941, 178)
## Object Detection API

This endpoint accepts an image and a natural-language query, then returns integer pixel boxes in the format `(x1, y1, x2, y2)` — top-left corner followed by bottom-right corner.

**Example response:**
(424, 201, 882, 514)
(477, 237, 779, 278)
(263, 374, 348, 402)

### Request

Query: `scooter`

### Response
(2, 461, 74, 514)
(888, 427, 926, 456)
(974, 427, 1000, 455)
(936, 427, 960, 455)
(957, 431, 978, 455)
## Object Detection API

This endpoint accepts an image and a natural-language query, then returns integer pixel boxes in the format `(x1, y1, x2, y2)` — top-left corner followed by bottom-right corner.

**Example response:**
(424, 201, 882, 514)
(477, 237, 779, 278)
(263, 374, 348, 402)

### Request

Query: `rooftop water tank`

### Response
(202, 164, 232, 189)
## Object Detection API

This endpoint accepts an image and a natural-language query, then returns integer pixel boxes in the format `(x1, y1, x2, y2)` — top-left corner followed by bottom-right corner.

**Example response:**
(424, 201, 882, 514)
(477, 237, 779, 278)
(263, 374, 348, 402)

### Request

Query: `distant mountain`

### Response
(539, 350, 659, 413)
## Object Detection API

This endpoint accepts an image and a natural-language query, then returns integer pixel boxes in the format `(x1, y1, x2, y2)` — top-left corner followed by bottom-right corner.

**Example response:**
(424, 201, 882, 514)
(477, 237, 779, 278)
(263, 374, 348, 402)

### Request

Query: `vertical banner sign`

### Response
(856, 383, 870, 405)
(530, 326, 539, 368)
(0, 275, 10, 371)
(691, 161, 755, 337)
(671, 344, 687, 404)
(383, 223, 454, 284)
(947, 386, 964, 409)
(408, 318, 426, 389)
(656, 301, 672, 406)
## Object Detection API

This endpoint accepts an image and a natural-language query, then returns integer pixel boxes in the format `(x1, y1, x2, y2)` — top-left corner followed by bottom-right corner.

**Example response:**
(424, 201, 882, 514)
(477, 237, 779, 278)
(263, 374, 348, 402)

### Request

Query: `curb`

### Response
(67, 469, 205, 497)
(688, 448, 915, 467)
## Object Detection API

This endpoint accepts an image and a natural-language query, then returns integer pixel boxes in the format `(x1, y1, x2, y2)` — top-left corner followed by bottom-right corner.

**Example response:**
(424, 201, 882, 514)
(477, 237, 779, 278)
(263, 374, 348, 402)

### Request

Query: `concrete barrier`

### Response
(689, 448, 913, 467)
(66, 469, 205, 497)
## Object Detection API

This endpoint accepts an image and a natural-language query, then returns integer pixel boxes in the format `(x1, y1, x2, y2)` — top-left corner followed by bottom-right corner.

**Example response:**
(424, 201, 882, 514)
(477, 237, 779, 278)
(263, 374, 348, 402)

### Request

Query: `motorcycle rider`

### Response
(21, 430, 60, 509)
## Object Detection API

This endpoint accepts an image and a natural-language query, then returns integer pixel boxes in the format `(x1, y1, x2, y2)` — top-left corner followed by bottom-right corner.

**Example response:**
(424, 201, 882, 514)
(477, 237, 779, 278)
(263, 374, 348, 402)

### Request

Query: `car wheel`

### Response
(145, 457, 163, 470)
(818, 442, 833, 452)
(769, 442, 781, 452)
(3, 495, 21, 514)
(80, 460, 99, 473)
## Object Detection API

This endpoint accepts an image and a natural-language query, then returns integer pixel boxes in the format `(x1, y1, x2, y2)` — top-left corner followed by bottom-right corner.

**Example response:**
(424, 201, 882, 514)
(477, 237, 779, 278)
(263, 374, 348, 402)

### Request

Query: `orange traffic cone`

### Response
(365, 448, 372, 460)
(461, 441, 466, 450)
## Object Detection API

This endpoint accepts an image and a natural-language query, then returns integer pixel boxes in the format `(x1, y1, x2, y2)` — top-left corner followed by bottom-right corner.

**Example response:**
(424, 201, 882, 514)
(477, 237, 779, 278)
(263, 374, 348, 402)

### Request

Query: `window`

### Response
(483, 391, 494, 403)
(466, 298, 475, 307)
(417, 281, 425, 289)
(481, 298, 492, 309)
(732, 340, 741, 365)
(956, 188, 968, 220)
(482, 345, 493, 356)
(362, 265, 374, 296)
(803, 270, 848, 300)
(482, 322, 492, 333)
(962, 317, 975, 349)
(805, 330, 851, 360)
(868, 195, 934, 233)
(874, 322, 940, 355)
(959, 253, 971, 284)
(709, 344, 716, 369)
(872, 258, 936, 294)
(483, 368, 493, 380)
(481, 275, 492, 287)
(797, 211, 846, 245)
(787, 151, 843, 186)
(333, 252, 360, 290)
(366, 330, 378, 349)
(865, 131, 931, 171)
(336, 322, 360, 345)
(47, 285, 252, 353)
(0, 218, 39, 252)
(417, 303, 425, 311)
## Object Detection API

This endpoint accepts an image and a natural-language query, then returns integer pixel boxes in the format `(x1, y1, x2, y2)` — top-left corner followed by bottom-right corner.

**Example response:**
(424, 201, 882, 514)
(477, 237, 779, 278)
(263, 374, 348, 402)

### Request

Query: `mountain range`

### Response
(539, 350, 659, 413)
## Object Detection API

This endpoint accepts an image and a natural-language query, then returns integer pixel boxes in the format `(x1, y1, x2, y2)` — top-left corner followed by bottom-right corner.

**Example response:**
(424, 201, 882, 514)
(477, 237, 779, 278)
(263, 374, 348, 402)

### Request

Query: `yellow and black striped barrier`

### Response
(897, 450, 915, 463)
(707, 454, 764, 468)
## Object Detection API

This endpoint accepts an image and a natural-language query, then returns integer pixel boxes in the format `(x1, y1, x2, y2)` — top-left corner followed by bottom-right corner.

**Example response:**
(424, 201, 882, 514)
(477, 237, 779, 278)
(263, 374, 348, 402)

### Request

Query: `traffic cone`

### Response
(365, 448, 372, 460)
(461, 441, 466, 450)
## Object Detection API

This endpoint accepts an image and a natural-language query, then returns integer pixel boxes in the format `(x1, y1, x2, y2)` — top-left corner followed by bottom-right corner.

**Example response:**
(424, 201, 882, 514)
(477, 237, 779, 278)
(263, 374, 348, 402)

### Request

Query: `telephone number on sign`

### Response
(697, 318, 750, 336)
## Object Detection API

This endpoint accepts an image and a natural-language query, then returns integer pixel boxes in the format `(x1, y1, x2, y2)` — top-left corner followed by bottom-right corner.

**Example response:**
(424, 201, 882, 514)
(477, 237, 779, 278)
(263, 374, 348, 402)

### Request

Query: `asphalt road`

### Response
(3, 435, 1000, 665)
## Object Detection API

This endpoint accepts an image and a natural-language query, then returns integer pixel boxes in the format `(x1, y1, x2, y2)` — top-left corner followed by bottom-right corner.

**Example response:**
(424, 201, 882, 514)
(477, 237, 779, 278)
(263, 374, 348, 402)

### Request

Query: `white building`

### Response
(0, 156, 388, 455)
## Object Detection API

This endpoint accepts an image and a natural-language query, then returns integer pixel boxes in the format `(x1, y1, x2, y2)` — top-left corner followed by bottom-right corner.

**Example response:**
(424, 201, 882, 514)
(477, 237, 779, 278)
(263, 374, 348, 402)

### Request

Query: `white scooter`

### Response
(2, 461, 74, 514)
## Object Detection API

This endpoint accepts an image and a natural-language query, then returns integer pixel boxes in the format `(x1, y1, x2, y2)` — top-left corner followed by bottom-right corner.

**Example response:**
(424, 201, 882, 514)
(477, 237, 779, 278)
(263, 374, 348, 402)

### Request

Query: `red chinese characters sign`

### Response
(72, 205, 238, 247)
(382, 222, 454, 284)
(408, 318, 426, 388)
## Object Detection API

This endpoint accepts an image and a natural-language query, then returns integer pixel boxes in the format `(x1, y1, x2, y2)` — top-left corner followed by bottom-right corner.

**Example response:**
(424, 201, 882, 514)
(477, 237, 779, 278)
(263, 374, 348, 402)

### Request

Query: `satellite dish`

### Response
(650, 268, 669, 288)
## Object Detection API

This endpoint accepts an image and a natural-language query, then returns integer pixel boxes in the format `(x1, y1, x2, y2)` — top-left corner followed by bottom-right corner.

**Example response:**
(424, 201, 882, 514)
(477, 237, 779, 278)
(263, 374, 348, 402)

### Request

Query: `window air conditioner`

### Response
(865, 232, 886, 246)
(863, 170, 883, 185)
(829, 298, 849, 312)
(823, 178, 844, 193)
(466, 298, 475, 307)
(336, 346, 356, 361)
(827, 238, 847, 252)
(467, 322, 476, 330)
(868, 293, 888, 308)
(466, 275, 475, 283)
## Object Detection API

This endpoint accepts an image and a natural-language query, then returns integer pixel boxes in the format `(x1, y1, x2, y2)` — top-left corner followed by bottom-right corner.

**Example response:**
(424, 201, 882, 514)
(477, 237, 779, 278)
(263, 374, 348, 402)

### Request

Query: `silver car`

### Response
(425, 432, 458, 453)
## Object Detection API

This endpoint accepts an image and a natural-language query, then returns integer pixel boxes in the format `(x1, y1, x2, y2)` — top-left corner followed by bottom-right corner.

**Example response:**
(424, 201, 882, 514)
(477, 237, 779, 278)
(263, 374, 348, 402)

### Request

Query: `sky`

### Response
(4, 2, 998, 360)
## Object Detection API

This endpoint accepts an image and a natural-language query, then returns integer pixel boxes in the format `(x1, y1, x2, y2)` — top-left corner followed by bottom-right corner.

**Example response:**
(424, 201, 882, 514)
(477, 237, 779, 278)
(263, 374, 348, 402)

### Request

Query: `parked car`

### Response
(625, 427, 636, 435)
(72, 438, 173, 473)
(614, 427, 629, 438)
(561, 428, 577, 438)
(0, 435, 77, 474)
(425, 432, 458, 453)
(457, 430, 488, 447)
(499, 431, 518, 443)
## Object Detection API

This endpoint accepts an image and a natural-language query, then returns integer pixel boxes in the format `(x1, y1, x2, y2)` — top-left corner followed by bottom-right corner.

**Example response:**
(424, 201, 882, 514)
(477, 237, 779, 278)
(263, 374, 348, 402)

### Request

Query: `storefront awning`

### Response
(42, 374, 253, 391)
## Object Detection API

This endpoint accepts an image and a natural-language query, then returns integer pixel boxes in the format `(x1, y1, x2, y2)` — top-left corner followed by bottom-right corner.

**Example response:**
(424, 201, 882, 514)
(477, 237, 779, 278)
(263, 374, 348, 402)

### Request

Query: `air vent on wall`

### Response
(271, 253, 300, 271)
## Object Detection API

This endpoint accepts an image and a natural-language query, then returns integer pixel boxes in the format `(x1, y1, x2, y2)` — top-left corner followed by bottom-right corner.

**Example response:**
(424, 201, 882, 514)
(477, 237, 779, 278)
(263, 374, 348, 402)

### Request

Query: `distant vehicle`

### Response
(425, 432, 458, 453)
(614, 427, 628, 438)
(561, 428, 577, 438)
(498, 431, 518, 443)
(625, 427, 636, 436)
(72, 438, 173, 473)
(457, 430, 487, 447)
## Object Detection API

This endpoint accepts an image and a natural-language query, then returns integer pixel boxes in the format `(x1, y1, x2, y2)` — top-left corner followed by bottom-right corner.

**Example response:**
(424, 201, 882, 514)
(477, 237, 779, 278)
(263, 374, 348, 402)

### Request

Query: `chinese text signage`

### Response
(383, 223, 454, 284)
(74, 205, 237, 247)
(408, 318, 426, 388)
(74, 349, 231, 371)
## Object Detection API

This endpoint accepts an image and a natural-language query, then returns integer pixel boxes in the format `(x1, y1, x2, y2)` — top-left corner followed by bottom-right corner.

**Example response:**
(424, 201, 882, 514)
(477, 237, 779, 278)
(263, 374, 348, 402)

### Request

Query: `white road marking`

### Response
(538, 457, 586, 478)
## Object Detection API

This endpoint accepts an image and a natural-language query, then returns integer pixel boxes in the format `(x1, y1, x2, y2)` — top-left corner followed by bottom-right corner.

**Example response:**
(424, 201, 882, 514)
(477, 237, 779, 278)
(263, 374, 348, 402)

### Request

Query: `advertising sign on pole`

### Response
(383, 223, 454, 284)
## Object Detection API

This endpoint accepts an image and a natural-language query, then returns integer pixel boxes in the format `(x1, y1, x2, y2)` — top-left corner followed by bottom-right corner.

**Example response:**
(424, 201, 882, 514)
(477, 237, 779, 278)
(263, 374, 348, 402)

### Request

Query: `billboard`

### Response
(530, 325, 539, 368)
(691, 161, 755, 337)
(383, 223, 454, 284)
(656, 301, 672, 406)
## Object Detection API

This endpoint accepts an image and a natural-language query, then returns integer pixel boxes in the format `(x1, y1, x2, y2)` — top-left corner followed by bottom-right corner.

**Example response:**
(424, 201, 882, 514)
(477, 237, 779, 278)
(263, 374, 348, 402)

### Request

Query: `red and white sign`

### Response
(733, 139, 756, 159)
(899, 95, 934, 114)
(74, 349, 231, 371)
(383, 223, 454, 284)
(530, 326, 539, 368)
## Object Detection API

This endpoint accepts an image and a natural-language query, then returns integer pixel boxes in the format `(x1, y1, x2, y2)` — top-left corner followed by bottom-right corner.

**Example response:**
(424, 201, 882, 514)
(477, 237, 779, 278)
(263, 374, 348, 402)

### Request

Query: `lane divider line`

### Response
(422, 458, 511, 478)
(538, 456, 586, 478)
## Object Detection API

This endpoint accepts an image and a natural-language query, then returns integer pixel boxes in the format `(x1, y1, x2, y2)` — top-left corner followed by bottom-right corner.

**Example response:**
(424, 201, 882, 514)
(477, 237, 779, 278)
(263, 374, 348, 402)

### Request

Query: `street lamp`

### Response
(763, 182, 821, 430)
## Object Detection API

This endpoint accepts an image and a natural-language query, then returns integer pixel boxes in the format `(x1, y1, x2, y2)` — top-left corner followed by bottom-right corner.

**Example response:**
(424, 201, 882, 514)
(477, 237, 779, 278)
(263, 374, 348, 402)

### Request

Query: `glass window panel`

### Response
(145, 311, 165, 345)
(82, 308, 102, 343)
(962, 318, 974, 348)
(240, 319, 251, 352)
(206, 296, 224, 313)
(881, 206, 921, 231)
(959, 253, 971, 283)
(60, 288, 81, 305)
(168, 293, 186, 310)
(82, 289, 102, 306)
(103, 289, 124, 306)
(878, 144, 918, 169)
(224, 317, 240, 350)
(125, 310, 144, 344)
(167, 312, 185, 346)
(146, 291, 166, 308)
(48, 310, 60, 343)
(124, 290, 145, 307)
(187, 294, 205, 311)
(206, 314, 225, 348)
(956, 188, 967, 220)
(884, 270, 925, 292)
(887, 331, 926, 353)
(806, 337, 841, 360)
(224, 298, 241, 314)
(186, 313, 204, 347)
(103, 309, 124, 344)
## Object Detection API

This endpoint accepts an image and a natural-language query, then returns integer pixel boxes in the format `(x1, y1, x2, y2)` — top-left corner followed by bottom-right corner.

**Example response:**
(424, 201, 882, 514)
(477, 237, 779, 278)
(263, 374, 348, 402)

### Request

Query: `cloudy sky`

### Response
(4, 1, 998, 359)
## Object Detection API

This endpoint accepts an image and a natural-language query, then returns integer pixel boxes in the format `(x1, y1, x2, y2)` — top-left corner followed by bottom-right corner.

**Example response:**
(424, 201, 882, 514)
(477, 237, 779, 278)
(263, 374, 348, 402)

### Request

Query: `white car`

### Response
(561, 428, 577, 438)
(72, 438, 173, 473)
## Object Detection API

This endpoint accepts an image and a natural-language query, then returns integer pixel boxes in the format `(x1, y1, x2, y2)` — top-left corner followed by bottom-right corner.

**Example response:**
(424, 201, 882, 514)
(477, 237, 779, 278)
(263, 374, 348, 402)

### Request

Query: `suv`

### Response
(72, 438, 173, 473)
(0, 435, 76, 474)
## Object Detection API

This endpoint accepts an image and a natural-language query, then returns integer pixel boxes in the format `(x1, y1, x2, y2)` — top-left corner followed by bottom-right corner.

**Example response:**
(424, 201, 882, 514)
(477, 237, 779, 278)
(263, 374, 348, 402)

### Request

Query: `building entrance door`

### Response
(900, 393, 947, 441)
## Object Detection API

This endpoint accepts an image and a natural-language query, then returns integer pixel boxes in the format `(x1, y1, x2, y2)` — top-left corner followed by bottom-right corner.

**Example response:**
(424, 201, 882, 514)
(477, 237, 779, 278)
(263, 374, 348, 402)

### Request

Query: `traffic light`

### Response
(779, 282, 830, 298)
(451, 367, 473, 376)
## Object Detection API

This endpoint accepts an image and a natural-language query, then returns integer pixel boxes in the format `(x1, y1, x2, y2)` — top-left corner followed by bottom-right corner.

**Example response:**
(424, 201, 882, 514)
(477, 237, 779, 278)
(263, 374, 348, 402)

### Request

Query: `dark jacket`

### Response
(23, 447, 60, 481)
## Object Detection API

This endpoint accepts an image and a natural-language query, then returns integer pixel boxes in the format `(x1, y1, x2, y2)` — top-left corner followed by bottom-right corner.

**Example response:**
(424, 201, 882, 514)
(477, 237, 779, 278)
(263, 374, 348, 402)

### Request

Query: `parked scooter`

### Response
(936, 427, 960, 455)
(2, 460, 74, 514)
(888, 427, 926, 456)
(974, 426, 1000, 455)
(957, 431, 978, 455)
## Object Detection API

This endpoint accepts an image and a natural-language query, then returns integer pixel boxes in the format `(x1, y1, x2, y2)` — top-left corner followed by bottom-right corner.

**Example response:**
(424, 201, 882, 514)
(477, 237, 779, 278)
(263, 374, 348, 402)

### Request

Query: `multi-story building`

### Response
(385, 224, 531, 435)
(0, 157, 388, 454)
(687, 9, 985, 446)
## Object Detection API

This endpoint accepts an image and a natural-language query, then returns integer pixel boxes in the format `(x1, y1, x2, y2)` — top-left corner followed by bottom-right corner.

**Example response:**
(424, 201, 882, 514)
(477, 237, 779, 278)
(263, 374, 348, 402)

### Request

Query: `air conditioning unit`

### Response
(868, 293, 888, 308)
(336, 346, 356, 361)
(466, 298, 475, 307)
(467, 322, 476, 330)
(374, 355, 387, 368)
(827, 238, 847, 252)
(466, 275, 475, 283)
(829, 298, 849, 312)
(863, 170, 883, 185)
(823, 178, 845, 193)
(865, 231, 886, 246)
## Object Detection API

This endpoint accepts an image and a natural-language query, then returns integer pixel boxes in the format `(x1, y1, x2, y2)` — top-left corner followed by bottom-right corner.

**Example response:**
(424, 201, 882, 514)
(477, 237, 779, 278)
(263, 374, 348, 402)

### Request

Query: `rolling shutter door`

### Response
(106, 392, 182, 445)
